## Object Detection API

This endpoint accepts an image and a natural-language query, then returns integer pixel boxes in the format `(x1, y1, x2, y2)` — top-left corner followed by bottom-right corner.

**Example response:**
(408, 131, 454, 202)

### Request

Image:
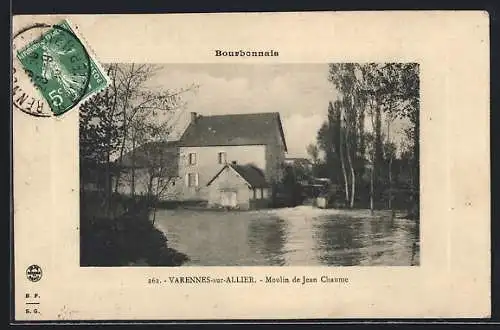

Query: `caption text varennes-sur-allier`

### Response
(148, 275, 349, 285)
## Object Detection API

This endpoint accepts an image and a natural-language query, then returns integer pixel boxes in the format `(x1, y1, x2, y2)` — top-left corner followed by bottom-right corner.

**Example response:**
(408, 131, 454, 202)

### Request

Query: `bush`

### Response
(80, 209, 189, 267)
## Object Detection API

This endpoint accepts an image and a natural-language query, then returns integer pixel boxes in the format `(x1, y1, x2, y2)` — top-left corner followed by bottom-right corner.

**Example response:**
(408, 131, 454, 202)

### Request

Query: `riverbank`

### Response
(80, 192, 190, 267)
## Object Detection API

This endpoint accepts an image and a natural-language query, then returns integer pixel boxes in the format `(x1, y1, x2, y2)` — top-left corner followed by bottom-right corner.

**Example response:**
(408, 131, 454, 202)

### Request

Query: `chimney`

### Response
(190, 112, 198, 123)
(231, 161, 237, 165)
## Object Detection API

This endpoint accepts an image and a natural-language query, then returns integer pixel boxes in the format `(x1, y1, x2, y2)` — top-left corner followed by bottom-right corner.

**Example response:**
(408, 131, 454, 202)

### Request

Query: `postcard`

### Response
(12, 11, 490, 321)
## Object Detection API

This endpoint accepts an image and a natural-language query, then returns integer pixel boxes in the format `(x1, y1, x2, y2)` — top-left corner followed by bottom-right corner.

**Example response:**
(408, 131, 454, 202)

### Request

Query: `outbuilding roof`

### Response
(207, 163, 269, 188)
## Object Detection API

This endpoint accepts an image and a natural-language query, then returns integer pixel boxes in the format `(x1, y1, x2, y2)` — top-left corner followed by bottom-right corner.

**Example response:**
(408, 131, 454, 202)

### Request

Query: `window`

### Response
(256, 188, 263, 199)
(188, 152, 197, 165)
(218, 152, 227, 164)
(187, 173, 198, 187)
(263, 188, 269, 198)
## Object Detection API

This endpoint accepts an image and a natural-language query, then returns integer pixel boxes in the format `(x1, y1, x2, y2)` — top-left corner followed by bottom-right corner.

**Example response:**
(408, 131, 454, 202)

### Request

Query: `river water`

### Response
(154, 206, 420, 266)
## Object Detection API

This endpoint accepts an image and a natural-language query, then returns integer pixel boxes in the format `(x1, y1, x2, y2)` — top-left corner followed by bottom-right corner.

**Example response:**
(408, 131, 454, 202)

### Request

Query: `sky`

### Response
(142, 63, 408, 158)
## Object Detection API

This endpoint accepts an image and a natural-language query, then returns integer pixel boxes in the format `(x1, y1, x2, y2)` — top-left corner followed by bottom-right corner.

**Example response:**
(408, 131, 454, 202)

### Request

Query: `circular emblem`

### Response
(26, 264, 43, 282)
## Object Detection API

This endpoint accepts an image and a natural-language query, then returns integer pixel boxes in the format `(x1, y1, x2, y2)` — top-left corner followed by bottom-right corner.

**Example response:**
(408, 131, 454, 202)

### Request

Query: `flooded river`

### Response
(154, 206, 420, 266)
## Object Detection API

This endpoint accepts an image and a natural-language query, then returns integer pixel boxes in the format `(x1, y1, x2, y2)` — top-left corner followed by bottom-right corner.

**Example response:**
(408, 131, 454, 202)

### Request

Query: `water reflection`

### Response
(314, 217, 365, 266)
(247, 216, 287, 266)
(155, 207, 420, 266)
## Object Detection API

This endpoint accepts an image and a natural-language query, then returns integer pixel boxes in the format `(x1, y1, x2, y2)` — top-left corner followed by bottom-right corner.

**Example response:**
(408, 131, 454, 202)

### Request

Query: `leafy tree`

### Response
(316, 100, 349, 203)
(306, 143, 320, 175)
(80, 65, 123, 216)
(281, 164, 304, 207)
(320, 63, 419, 213)
(369, 63, 419, 212)
(328, 63, 368, 208)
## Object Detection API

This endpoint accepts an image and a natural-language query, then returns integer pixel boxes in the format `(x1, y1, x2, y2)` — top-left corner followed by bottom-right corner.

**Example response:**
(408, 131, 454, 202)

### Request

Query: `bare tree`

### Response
(110, 64, 198, 193)
(80, 63, 198, 218)
(131, 137, 178, 224)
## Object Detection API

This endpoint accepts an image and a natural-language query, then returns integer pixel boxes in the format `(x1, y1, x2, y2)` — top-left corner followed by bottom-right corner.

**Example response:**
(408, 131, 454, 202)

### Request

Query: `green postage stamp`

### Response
(15, 20, 110, 116)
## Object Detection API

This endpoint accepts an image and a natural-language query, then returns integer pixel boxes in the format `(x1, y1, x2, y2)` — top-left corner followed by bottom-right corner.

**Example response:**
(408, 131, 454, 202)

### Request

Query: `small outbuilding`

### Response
(206, 163, 271, 210)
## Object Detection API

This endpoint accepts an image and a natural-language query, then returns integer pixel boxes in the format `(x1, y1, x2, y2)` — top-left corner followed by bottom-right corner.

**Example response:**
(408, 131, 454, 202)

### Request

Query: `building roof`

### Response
(178, 112, 288, 152)
(119, 141, 179, 176)
(207, 163, 269, 188)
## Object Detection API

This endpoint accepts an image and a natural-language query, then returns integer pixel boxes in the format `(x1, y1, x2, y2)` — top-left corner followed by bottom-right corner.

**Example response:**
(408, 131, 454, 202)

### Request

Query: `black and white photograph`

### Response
(79, 63, 420, 267)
